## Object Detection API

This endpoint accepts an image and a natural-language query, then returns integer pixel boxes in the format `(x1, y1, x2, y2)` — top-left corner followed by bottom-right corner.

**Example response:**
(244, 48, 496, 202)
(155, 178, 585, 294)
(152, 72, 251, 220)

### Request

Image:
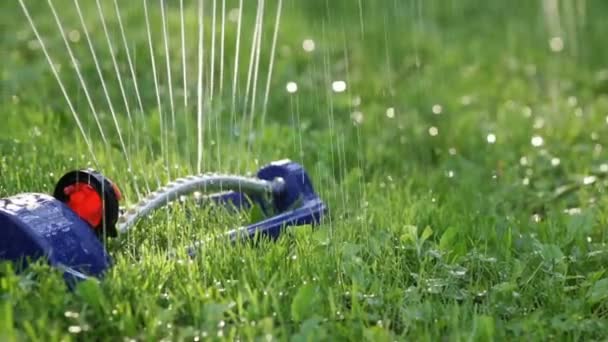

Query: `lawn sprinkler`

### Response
(0, 159, 327, 284)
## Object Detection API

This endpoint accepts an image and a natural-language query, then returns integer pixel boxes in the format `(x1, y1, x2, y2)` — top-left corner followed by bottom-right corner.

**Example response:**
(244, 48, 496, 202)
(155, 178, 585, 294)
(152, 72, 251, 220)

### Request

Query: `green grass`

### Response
(2, 0, 608, 340)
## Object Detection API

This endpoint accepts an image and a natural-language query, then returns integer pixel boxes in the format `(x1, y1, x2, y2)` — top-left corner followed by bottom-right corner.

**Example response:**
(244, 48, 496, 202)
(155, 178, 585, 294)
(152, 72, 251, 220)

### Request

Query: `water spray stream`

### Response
(196, 0, 205, 174)
(246, 0, 265, 138)
(242, 0, 263, 124)
(179, 0, 191, 174)
(73, 0, 133, 176)
(143, 0, 169, 179)
(219, 0, 226, 96)
(17, 0, 99, 166)
(230, 0, 243, 139)
(95, 0, 134, 128)
(113, 0, 156, 194)
(160, 0, 176, 134)
(211, 0, 221, 169)
(210, 0, 217, 103)
(46, 0, 109, 146)
(260, 0, 282, 127)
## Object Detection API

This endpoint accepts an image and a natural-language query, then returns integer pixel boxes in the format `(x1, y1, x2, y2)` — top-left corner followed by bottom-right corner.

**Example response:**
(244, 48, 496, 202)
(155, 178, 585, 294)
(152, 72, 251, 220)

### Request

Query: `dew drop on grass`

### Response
(531, 135, 544, 147)
(351, 111, 364, 125)
(64, 311, 79, 318)
(583, 176, 596, 185)
(332, 80, 346, 93)
(228, 8, 239, 22)
(286, 81, 298, 93)
(486, 133, 496, 144)
(551, 158, 560, 167)
(449, 148, 457, 155)
(533, 118, 545, 129)
(600, 164, 608, 173)
(68, 326, 82, 334)
(428, 126, 439, 136)
(68, 30, 80, 43)
(549, 36, 564, 52)
(432, 104, 443, 114)
(386, 107, 395, 118)
(302, 39, 315, 52)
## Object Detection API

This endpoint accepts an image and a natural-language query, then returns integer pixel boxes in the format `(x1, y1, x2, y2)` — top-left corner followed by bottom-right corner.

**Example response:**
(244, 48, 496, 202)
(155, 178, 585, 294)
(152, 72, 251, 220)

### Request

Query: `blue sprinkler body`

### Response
(0, 193, 111, 282)
(0, 160, 327, 283)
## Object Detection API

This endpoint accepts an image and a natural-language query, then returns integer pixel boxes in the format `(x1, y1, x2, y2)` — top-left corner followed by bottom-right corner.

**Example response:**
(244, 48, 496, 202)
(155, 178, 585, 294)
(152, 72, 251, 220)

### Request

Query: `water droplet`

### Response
(583, 176, 596, 185)
(449, 147, 457, 155)
(520, 156, 529, 166)
(549, 36, 564, 52)
(432, 104, 443, 114)
(386, 107, 395, 118)
(286, 81, 298, 93)
(523, 106, 532, 117)
(531, 136, 544, 147)
(352, 96, 361, 106)
(600, 164, 608, 173)
(564, 208, 582, 215)
(447, 170, 455, 178)
(68, 30, 81, 43)
(64, 311, 79, 318)
(486, 133, 496, 144)
(428, 126, 439, 136)
(522, 177, 530, 186)
(27, 39, 40, 50)
(551, 158, 560, 167)
(228, 8, 240, 22)
(533, 118, 545, 129)
(302, 39, 315, 52)
(351, 111, 364, 125)
(68, 326, 82, 334)
(332, 80, 347, 93)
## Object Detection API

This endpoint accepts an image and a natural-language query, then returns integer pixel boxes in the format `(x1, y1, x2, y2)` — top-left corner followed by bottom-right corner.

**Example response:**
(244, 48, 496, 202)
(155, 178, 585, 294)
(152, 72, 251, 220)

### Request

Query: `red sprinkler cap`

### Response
(63, 183, 103, 228)
(53, 170, 122, 238)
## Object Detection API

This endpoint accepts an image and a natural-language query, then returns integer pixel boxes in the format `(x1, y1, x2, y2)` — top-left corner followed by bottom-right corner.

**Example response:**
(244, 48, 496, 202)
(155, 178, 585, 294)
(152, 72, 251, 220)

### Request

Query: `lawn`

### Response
(1, 0, 608, 340)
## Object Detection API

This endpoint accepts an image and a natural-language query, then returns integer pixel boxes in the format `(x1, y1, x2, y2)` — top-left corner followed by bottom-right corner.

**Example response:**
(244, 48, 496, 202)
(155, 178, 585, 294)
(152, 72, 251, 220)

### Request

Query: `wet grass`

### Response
(2, 0, 608, 340)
